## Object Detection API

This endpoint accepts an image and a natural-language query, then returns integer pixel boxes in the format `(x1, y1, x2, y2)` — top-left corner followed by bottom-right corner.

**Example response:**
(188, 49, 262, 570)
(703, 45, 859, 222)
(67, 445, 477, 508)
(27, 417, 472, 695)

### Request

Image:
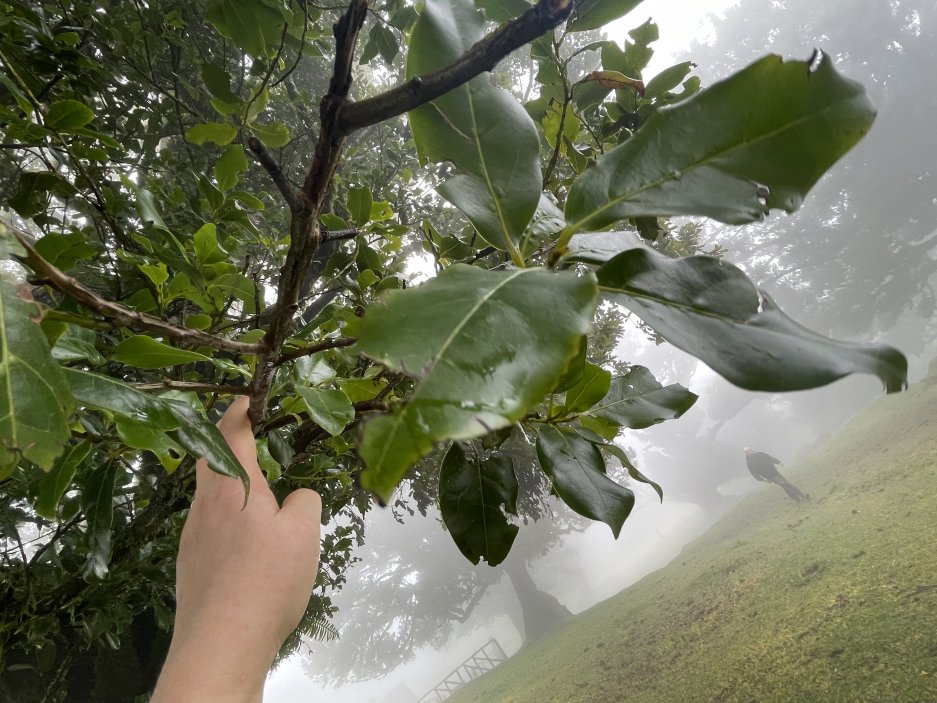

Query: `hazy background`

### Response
(266, 1, 937, 700)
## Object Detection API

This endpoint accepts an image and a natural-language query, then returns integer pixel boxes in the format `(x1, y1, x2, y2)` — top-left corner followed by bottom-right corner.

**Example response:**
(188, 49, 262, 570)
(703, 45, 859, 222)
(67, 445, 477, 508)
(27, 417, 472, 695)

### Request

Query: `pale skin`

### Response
(151, 396, 322, 703)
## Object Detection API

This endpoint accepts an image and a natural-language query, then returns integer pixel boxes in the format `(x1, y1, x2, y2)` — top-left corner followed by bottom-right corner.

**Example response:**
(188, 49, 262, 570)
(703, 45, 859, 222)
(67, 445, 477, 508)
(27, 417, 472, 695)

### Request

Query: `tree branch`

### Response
(247, 136, 301, 212)
(4, 221, 262, 356)
(131, 381, 249, 394)
(339, 0, 575, 134)
(276, 336, 357, 365)
(250, 0, 370, 425)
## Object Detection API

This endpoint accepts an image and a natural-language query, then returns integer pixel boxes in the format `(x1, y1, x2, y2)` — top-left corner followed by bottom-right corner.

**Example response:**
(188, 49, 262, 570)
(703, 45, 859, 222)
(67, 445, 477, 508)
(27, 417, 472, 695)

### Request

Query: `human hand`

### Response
(152, 397, 322, 703)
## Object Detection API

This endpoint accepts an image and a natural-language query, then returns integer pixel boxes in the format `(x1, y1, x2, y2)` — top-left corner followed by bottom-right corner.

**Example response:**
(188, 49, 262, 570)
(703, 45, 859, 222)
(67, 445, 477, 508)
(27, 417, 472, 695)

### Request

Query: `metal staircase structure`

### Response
(417, 638, 507, 702)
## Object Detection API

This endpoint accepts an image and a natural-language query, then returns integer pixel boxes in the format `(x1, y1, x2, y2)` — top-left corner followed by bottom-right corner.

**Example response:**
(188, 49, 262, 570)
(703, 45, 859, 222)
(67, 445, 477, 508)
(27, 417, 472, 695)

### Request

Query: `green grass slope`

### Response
(448, 380, 937, 703)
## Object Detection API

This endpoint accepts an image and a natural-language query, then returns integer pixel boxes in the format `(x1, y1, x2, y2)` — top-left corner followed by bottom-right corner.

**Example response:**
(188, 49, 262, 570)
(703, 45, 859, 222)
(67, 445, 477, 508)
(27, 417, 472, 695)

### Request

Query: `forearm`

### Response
(151, 628, 277, 703)
(150, 650, 272, 703)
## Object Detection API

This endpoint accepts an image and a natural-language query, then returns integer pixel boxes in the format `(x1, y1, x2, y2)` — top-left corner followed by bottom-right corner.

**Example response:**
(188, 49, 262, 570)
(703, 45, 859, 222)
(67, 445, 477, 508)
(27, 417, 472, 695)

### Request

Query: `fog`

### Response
(268, 1, 937, 700)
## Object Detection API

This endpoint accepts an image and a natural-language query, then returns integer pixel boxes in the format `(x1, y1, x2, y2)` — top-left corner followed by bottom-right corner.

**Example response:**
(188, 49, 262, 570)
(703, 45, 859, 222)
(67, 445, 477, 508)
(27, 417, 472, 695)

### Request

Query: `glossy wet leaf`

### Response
(0, 279, 74, 473)
(297, 386, 355, 437)
(644, 61, 696, 99)
(116, 418, 184, 472)
(567, 0, 644, 32)
(357, 265, 597, 501)
(249, 122, 290, 148)
(82, 461, 118, 579)
(536, 424, 634, 537)
(111, 335, 211, 369)
(590, 437, 663, 502)
(562, 361, 611, 413)
(205, 0, 286, 57)
(588, 365, 698, 429)
(63, 368, 180, 429)
(347, 187, 372, 227)
(165, 400, 249, 487)
(45, 99, 94, 131)
(215, 143, 248, 191)
(598, 249, 908, 392)
(439, 443, 519, 566)
(185, 122, 238, 146)
(408, 0, 541, 262)
(34, 440, 92, 519)
(565, 54, 876, 232)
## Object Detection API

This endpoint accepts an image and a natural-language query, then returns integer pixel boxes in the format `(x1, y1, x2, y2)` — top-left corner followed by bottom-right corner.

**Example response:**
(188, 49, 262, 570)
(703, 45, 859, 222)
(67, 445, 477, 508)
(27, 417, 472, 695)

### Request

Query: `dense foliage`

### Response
(0, 0, 907, 698)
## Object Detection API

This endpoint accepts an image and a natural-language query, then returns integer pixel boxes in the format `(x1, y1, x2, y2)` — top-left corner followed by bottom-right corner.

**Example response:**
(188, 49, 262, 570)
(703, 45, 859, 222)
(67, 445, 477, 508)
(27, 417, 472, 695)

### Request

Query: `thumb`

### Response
(280, 488, 323, 529)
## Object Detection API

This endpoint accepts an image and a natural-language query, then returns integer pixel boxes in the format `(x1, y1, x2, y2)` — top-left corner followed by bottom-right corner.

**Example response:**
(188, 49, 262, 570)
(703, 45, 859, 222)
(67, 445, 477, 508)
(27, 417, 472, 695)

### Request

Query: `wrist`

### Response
(152, 625, 279, 703)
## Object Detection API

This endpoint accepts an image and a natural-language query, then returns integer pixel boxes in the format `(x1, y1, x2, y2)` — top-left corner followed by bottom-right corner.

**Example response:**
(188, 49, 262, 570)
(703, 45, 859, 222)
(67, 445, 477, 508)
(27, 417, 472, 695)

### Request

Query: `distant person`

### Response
(743, 447, 808, 502)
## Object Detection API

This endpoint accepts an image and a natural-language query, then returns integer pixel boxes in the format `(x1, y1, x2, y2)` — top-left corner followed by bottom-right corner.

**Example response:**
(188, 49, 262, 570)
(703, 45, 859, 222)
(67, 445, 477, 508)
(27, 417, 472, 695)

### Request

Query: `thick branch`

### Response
(339, 0, 575, 133)
(5, 222, 262, 356)
(247, 136, 301, 212)
(250, 0, 370, 425)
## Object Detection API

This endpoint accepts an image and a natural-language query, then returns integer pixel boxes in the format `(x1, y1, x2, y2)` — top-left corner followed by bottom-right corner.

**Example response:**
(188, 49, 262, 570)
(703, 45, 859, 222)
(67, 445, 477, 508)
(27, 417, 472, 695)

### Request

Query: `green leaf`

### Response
(206, 0, 286, 57)
(34, 440, 92, 520)
(63, 368, 180, 429)
(407, 0, 541, 263)
(567, 0, 644, 32)
(116, 418, 184, 472)
(439, 443, 519, 566)
(193, 223, 221, 264)
(82, 461, 118, 579)
(256, 437, 281, 480)
(593, 439, 663, 502)
(45, 100, 94, 131)
(9, 172, 76, 218)
(346, 187, 373, 227)
(249, 122, 290, 148)
(563, 361, 611, 413)
(165, 400, 249, 487)
(357, 265, 597, 500)
(598, 249, 908, 392)
(360, 23, 399, 65)
(475, 0, 530, 22)
(297, 386, 355, 437)
(33, 232, 96, 271)
(564, 53, 876, 233)
(52, 335, 105, 366)
(0, 280, 74, 473)
(536, 424, 634, 537)
(644, 60, 696, 99)
(134, 187, 170, 231)
(215, 143, 248, 191)
(111, 335, 211, 369)
(186, 122, 238, 146)
(199, 62, 241, 104)
(588, 365, 698, 429)
(208, 273, 257, 314)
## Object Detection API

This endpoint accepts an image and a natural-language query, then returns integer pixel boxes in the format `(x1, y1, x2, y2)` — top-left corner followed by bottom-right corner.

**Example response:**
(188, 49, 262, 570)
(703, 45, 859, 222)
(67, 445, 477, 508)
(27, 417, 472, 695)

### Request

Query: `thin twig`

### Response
(249, 0, 370, 425)
(277, 336, 357, 364)
(247, 136, 301, 211)
(131, 381, 248, 394)
(5, 221, 262, 356)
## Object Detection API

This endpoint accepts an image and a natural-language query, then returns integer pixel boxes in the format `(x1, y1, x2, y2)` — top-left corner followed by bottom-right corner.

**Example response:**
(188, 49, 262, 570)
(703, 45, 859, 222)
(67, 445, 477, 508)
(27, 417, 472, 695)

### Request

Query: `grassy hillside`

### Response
(448, 379, 937, 703)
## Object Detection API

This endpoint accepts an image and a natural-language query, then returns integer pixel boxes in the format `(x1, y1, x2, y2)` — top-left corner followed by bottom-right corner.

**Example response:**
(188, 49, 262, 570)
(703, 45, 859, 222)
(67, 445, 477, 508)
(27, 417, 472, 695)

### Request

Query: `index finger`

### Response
(194, 396, 267, 493)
